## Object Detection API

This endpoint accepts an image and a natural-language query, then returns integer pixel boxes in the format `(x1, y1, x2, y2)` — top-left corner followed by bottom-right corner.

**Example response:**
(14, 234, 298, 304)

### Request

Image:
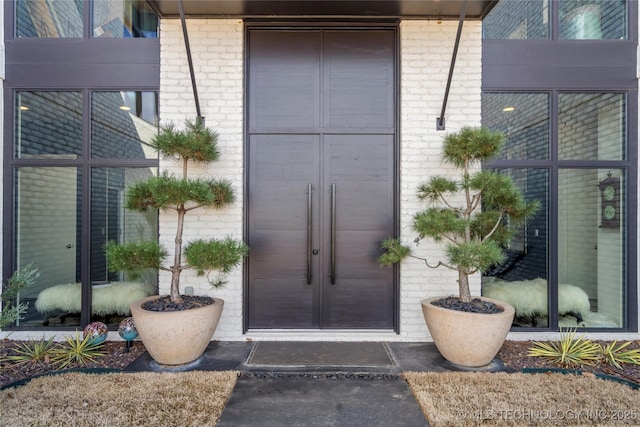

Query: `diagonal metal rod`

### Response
(178, 0, 203, 124)
(437, 0, 468, 131)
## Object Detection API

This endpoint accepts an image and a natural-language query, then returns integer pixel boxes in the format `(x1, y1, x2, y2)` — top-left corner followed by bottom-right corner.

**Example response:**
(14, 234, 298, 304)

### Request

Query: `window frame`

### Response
(482, 89, 637, 332)
(3, 1, 161, 331)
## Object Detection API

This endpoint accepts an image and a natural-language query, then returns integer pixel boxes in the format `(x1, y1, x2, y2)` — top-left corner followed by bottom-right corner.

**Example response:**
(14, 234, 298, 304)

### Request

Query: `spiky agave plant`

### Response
(106, 119, 248, 305)
(379, 126, 538, 304)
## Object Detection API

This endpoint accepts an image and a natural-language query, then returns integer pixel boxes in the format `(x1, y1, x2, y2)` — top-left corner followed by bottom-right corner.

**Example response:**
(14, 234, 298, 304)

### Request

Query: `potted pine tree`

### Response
(106, 119, 248, 365)
(379, 126, 538, 367)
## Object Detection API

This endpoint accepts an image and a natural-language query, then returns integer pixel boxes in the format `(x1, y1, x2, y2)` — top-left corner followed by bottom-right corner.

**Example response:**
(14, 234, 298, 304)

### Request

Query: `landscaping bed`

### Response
(1, 338, 639, 389)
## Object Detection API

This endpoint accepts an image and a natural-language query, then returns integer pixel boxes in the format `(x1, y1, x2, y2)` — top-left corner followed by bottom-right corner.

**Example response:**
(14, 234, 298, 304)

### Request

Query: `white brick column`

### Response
(399, 20, 482, 341)
(159, 19, 245, 340)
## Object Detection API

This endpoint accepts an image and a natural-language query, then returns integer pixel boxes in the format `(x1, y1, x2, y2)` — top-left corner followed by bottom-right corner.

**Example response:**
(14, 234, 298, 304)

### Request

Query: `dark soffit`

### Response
(148, 0, 497, 20)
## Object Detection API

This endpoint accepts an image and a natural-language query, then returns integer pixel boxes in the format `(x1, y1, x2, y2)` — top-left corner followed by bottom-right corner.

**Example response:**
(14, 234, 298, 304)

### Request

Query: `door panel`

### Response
(247, 29, 396, 329)
(249, 31, 321, 131)
(324, 31, 396, 131)
(248, 135, 320, 328)
(322, 135, 394, 328)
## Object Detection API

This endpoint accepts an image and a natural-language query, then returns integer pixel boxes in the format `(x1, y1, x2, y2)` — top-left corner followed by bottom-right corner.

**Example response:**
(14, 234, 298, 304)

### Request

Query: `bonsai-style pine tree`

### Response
(379, 126, 538, 305)
(106, 119, 248, 306)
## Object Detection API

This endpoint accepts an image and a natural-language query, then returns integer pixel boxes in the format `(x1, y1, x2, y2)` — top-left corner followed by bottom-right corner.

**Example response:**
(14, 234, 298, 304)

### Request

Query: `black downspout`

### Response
(178, 0, 204, 125)
(437, 0, 468, 131)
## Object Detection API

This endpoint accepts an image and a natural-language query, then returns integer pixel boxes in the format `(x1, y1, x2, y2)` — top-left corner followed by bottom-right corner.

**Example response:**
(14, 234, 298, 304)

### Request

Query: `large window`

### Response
(559, 0, 627, 39)
(482, 92, 628, 330)
(93, 0, 158, 38)
(15, 0, 158, 38)
(483, 0, 550, 39)
(16, 0, 84, 38)
(484, 0, 628, 40)
(482, 0, 636, 331)
(10, 91, 159, 329)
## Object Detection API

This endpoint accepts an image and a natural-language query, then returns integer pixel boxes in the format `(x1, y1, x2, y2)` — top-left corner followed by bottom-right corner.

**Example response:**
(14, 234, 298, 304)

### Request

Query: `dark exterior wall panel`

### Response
(5, 39, 160, 89)
(483, 41, 638, 90)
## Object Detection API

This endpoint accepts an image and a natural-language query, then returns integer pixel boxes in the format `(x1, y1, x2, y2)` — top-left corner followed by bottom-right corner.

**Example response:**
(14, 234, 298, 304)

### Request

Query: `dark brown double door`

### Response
(247, 29, 396, 329)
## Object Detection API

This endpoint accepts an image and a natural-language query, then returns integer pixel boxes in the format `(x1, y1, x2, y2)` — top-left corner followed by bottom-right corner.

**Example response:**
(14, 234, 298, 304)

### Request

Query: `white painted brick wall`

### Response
(398, 20, 482, 341)
(159, 19, 245, 340)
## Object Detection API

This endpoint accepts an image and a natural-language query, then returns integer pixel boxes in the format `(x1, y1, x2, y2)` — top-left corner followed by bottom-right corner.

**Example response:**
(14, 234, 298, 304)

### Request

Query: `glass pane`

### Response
(483, 0, 550, 39)
(560, 0, 627, 39)
(558, 169, 624, 328)
(91, 167, 158, 326)
(559, 93, 625, 160)
(16, 0, 83, 38)
(91, 91, 158, 159)
(482, 169, 550, 328)
(15, 92, 83, 159)
(14, 167, 82, 327)
(93, 0, 158, 38)
(482, 93, 550, 160)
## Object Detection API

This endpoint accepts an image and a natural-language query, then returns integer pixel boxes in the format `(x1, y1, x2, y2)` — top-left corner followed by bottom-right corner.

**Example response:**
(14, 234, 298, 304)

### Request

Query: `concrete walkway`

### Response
(126, 342, 507, 426)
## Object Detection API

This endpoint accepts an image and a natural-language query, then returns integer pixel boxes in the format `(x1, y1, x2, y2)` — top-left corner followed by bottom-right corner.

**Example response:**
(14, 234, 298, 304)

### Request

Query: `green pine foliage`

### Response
(378, 126, 538, 303)
(0, 264, 40, 328)
(105, 241, 167, 279)
(185, 238, 249, 275)
(105, 119, 248, 303)
(152, 120, 220, 163)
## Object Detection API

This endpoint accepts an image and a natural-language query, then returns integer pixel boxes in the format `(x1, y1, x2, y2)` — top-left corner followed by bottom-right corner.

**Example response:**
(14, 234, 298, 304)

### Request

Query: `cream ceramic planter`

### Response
(421, 296, 515, 368)
(130, 295, 224, 365)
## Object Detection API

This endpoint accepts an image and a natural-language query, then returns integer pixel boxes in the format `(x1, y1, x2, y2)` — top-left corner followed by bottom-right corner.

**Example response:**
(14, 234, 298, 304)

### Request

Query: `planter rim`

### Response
(421, 295, 515, 317)
(131, 295, 224, 314)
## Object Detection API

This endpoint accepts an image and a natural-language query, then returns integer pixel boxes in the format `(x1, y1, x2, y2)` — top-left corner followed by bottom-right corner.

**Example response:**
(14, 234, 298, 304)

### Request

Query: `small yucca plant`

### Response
(528, 328, 601, 367)
(51, 332, 105, 369)
(599, 340, 640, 369)
(6, 337, 56, 367)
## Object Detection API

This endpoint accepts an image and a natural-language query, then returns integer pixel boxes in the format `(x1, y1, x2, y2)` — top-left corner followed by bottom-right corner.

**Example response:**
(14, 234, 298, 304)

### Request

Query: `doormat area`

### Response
(245, 342, 397, 368)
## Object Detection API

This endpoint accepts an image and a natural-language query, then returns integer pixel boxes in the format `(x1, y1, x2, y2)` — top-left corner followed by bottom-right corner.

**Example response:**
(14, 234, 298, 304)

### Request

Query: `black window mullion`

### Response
(80, 89, 92, 327)
(84, 0, 92, 39)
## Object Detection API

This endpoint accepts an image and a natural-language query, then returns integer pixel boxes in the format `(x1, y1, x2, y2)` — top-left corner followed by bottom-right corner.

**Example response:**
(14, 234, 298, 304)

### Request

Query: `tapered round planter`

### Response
(130, 295, 224, 365)
(421, 296, 515, 368)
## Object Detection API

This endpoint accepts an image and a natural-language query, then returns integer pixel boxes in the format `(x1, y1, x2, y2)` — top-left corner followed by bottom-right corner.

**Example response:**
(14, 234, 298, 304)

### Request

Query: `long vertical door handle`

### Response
(307, 183, 313, 285)
(330, 183, 337, 285)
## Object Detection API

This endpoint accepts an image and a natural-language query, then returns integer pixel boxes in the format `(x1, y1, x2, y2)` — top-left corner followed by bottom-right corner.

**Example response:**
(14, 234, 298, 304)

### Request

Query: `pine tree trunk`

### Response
(169, 208, 186, 303)
(458, 270, 472, 303)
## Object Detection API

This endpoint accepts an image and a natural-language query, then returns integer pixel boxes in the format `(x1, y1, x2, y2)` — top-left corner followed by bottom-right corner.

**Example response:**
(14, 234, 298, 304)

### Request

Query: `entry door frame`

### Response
(242, 22, 401, 333)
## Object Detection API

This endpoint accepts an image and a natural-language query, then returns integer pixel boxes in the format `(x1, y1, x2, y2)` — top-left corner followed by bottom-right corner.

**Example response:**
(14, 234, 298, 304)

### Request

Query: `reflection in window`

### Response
(15, 167, 82, 327)
(559, 93, 625, 160)
(482, 169, 550, 328)
(16, 0, 83, 38)
(558, 169, 624, 328)
(93, 0, 158, 38)
(15, 92, 83, 159)
(9, 91, 160, 328)
(482, 93, 550, 160)
(91, 168, 158, 325)
(483, 0, 549, 39)
(91, 92, 159, 159)
(560, 0, 627, 39)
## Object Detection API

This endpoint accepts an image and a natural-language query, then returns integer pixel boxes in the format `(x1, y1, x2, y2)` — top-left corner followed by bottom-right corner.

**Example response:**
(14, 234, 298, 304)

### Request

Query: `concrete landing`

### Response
(124, 341, 507, 427)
